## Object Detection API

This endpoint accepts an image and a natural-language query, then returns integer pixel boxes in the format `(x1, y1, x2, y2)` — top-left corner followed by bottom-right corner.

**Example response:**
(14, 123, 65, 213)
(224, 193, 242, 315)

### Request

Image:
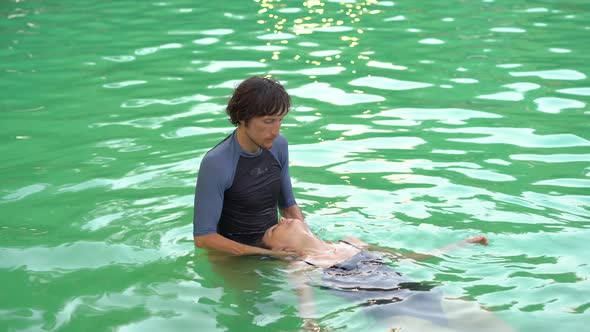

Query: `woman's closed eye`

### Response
(269, 224, 278, 234)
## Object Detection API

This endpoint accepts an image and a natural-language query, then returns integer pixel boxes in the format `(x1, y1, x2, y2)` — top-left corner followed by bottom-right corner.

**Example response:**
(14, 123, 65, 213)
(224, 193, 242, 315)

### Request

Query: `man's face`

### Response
(242, 114, 285, 150)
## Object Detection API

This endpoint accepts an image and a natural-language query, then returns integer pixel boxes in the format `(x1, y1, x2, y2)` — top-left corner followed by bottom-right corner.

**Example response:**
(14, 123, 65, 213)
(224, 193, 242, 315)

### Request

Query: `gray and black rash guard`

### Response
(193, 130, 297, 245)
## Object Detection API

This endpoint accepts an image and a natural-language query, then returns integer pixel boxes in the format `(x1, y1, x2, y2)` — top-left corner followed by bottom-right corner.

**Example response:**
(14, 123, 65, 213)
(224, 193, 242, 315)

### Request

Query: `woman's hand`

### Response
(409, 234, 490, 261)
(465, 235, 488, 245)
(303, 318, 321, 331)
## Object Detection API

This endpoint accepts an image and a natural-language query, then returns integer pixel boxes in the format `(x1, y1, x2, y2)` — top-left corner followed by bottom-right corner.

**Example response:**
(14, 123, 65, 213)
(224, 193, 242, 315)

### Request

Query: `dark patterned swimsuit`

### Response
(305, 241, 448, 325)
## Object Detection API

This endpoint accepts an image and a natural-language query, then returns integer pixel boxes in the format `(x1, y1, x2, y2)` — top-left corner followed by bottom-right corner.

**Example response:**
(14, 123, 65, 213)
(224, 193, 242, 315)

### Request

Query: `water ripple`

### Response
(533, 178, 590, 188)
(0, 242, 164, 271)
(289, 82, 385, 105)
(120, 94, 210, 108)
(478, 83, 540, 101)
(509, 69, 586, 80)
(103, 80, 147, 89)
(201, 28, 233, 35)
(192, 37, 219, 45)
(3, 0, 589, 331)
(102, 55, 135, 62)
(434, 127, 590, 148)
(162, 126, 231, 139)
(557, 87, 590, 96)
(490, 27, 527, 33)
(272, 66, 346, 76)
(510, 154, 590, 163)
(257, 32, 296, 40)
(450, 78, 478, 84)
(197, 60, 266, 73)
(325, 124, 389, 136)
(291, 137, 426, 167)
(313, 26, 354, 32)
(534, 97, 585, 114)
(328, 160, 515, 183)
(366, 60, 407, 71)
(349, 76, 432, 91)
(419, 38, 445, 44)
(365, 108, 501, 125)
(1, 184, 48, 203)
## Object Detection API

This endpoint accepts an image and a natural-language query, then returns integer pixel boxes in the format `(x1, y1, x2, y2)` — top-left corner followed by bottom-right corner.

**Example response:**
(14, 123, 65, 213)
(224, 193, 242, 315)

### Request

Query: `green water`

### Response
(1, 0, 589, 331)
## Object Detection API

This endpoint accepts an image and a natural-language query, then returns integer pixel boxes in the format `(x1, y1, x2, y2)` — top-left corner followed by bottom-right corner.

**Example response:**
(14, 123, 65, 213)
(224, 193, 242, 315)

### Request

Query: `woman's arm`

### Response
(426, 235, 488, 258)
(341, 237, 406, 260)
(341, 235, 488, 261)
(287, 263, 320, 331)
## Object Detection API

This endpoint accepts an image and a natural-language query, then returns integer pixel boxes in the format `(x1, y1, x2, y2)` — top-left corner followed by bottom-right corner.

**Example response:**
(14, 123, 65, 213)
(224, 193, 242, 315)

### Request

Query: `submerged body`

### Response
(308, 241, 447, 327)
(261, 218, 512, 331)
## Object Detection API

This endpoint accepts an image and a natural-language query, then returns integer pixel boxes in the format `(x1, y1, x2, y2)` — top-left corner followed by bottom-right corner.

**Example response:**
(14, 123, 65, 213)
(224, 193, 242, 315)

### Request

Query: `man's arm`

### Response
(280, 204, 304, 220)
(280, 204, 309, 231)
(273, 136, 306, 226)
(195, 233, 294, 257)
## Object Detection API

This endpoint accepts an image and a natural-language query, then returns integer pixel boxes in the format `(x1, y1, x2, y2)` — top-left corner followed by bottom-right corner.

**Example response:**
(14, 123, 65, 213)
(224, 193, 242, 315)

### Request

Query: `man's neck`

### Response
(236, 126, 261, 154)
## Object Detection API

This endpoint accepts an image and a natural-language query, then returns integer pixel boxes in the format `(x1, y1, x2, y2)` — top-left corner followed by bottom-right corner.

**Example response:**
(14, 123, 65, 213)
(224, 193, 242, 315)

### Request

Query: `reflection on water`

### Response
(1, 0, 589, 331)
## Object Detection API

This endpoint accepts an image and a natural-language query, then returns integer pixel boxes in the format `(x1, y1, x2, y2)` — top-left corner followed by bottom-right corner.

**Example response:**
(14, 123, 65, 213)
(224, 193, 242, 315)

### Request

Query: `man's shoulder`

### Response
(200, 133, 237, 170)
(276, 134, 288, 144)
(269, 135, 289, 166)
(204, 133, 234, 158)
(272, 134, 289, 152)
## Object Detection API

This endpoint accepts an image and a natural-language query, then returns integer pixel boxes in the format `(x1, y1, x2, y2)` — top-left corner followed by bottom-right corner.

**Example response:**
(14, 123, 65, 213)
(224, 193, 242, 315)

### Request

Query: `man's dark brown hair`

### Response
(226, 76, 291, 126)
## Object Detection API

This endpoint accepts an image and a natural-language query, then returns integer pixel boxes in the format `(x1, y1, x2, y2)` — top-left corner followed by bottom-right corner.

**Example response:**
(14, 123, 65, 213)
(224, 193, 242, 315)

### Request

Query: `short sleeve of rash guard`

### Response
(271, 135, 297, 209)
(193, 152, 233, 237)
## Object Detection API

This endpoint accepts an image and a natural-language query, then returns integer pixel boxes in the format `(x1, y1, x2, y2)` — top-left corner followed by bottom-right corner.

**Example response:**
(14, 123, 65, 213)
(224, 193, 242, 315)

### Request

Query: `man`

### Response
(193, 76, 306, 256)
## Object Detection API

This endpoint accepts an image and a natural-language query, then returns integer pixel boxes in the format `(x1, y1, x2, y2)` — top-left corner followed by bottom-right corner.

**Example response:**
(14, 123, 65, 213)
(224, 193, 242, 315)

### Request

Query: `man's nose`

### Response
(271, 123, 280, 136)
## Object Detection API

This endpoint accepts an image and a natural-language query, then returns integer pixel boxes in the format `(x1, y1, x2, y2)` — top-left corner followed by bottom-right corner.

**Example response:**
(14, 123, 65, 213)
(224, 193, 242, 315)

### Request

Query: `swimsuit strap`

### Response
(338, 239, 363, 250)
(302, 240, 362, 267)
(303, 260, 317, 267)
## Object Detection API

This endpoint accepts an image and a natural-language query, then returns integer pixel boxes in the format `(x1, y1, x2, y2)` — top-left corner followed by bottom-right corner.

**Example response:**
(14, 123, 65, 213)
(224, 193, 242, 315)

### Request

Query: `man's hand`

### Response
(280, 204, 305, 222)
(266, 249, 299, 259)
(196, 233, 299, 257)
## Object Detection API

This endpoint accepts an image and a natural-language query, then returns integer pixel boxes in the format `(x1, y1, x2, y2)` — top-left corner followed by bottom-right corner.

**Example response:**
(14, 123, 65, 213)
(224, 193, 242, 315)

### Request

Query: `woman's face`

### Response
(262, 217, 307, 250)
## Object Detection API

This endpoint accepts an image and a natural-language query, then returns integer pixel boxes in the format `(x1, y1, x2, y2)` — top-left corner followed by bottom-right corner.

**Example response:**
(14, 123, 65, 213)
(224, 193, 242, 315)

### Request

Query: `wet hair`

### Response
(226, 76, 291, 126)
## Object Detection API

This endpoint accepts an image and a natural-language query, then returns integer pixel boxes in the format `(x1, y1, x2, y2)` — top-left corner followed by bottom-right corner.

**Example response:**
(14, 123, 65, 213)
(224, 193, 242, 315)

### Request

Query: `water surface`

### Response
(1, 0, 589, 331)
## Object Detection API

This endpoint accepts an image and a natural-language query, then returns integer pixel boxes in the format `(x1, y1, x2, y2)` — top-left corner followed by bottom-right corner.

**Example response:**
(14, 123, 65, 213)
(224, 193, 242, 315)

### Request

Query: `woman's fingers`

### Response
(466, 235, 488, 246)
